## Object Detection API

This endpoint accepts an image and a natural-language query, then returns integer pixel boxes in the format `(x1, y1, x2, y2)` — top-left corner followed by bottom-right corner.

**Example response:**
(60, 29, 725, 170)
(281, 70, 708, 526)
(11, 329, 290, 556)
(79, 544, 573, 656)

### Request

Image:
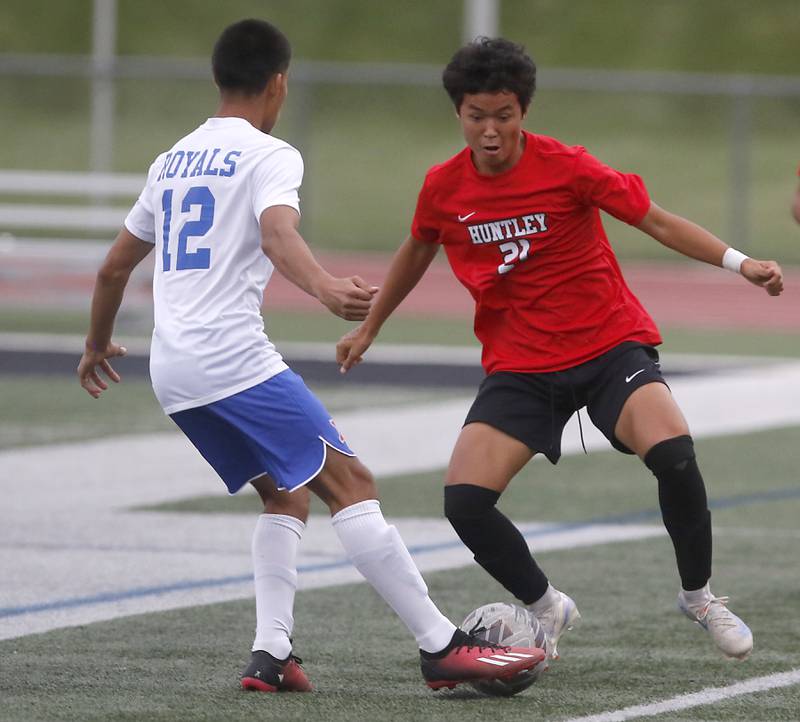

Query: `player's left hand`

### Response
(741, 259, 784, 296)
(77, 341, 127, 398)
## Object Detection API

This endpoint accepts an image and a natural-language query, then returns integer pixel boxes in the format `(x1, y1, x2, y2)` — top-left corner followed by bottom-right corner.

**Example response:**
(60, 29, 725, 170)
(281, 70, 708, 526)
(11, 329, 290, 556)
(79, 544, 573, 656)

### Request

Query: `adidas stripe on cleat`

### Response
(420, 629, 545, 690)
(240, 650, 312, 693)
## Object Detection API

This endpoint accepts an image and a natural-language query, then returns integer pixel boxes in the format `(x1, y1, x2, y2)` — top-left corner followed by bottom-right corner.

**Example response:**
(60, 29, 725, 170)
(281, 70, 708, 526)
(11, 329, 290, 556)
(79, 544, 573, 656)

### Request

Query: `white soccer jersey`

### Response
(124, 117, 300, 414)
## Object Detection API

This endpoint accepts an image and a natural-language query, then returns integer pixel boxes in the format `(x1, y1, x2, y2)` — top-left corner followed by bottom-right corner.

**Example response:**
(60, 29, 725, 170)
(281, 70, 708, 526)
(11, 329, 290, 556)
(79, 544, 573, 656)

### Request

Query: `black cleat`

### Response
(240, 650, 312, 693)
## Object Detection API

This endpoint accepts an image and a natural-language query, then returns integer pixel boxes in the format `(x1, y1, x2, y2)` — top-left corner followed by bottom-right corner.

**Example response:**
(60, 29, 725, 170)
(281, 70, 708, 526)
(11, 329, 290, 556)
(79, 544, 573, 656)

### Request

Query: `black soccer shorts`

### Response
(464, 342, 667, 463)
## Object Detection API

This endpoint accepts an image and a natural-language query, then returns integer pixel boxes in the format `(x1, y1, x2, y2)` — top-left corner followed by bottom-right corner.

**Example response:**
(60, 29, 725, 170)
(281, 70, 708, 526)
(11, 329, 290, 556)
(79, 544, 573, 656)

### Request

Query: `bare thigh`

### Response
(445, 422, 535, 493)
(613, 382, 690, 458)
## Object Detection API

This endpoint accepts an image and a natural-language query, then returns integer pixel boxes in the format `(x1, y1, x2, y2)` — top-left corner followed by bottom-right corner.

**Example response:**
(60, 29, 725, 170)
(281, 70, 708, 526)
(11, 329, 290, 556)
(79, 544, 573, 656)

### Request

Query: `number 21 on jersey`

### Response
(161, 186, 215, 271)
(497, 238, 530, 275)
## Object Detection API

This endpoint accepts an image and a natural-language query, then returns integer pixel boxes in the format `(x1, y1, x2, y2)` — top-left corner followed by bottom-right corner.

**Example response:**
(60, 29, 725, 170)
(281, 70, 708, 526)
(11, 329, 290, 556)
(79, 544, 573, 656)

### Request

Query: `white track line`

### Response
(564, 669, 800, 722)
(2, 362, 799, 641)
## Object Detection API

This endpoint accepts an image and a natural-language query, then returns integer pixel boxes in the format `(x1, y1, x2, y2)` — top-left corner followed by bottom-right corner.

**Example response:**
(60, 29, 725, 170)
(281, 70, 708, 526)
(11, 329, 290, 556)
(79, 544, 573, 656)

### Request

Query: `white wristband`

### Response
(722, 247, 748, 274)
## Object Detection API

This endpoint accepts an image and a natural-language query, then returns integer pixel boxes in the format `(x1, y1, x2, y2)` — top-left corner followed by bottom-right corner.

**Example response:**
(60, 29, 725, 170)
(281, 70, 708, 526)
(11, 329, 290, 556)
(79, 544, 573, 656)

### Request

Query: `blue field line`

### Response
(2, 485, 799, 621)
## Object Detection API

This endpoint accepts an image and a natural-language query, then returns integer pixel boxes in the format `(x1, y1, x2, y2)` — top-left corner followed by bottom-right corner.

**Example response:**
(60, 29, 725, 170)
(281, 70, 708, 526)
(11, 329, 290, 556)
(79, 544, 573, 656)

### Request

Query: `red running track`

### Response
(263, 253, 799, 332)
(1, 249, 797, 332)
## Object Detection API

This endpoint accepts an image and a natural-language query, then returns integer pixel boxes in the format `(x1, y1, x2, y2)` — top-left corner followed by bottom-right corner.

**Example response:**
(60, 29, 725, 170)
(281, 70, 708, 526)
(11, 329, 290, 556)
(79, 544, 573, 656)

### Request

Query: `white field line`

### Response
(0, 520, 663, 641)
(563, 668, 800, 722)
(1, 361, 799, 641)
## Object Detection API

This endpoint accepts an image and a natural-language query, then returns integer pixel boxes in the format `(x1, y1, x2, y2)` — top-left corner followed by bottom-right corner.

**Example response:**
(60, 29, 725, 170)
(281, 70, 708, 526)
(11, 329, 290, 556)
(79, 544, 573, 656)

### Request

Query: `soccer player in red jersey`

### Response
(337, 38, 784, 661)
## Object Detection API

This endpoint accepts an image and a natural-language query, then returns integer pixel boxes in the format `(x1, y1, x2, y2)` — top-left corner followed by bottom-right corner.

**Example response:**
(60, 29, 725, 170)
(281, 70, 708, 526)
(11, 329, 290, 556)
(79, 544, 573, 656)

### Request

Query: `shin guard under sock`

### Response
(444, 484, 549, 604)
(644, 435, 712, 590)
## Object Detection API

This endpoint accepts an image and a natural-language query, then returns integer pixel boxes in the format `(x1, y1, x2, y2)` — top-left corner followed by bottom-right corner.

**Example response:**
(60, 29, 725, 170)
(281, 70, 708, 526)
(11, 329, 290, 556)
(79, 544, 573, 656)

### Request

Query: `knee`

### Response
(646, 435, 709, 525)
(264, 487, 311, 522)
(347, 459, 377, 500)
(314, 456, 378, 515)
(644, 435, 695, 476)
(444, 484, 500, 524)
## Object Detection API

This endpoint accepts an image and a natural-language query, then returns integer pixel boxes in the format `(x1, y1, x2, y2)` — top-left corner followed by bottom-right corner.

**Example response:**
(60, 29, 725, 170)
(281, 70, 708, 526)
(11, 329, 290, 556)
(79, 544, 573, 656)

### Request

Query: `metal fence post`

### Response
(463, 0, 499, 41)
(89, 0, 117, 175)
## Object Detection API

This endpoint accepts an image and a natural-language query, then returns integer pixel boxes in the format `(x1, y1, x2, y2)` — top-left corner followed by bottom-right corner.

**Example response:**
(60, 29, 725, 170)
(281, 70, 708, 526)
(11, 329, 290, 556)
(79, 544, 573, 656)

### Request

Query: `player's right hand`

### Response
(319, 275, 379, 320)
(336, 325, 376, 374)
(77, 340, 127, 398)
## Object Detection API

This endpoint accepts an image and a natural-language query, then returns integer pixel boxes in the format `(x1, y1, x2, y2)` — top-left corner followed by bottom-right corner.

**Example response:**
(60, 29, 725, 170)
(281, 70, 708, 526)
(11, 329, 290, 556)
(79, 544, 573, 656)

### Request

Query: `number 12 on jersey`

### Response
(161, 186, 215, 271)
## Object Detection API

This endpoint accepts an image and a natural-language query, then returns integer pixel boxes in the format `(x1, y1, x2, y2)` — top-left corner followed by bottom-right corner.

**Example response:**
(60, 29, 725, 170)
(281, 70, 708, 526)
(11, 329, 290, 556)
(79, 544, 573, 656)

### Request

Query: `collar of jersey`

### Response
(203, 116, 256, 130)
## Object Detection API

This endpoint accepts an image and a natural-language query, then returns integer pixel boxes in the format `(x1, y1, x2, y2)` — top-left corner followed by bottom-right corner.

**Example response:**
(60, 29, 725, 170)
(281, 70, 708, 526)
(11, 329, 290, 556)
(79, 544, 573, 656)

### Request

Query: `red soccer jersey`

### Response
(411, 131, 662, 374)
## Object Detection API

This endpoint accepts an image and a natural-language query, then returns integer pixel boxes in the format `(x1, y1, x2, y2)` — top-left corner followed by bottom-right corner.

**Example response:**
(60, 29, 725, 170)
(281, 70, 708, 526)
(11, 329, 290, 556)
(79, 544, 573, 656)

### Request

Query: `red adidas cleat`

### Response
(420, 629, 546, 690)
(241, 650, 312, 693)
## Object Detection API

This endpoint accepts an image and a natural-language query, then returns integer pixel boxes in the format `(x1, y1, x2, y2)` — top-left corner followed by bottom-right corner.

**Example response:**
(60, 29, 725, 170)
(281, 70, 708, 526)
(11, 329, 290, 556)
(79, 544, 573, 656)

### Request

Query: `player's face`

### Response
(458, 91, 526, 175)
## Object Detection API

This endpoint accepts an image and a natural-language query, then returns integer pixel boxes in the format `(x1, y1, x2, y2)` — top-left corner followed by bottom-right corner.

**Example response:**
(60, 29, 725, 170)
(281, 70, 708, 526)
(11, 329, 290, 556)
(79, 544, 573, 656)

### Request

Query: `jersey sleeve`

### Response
(123, 157, 162, 244)
(572, 149, 651, 225)
(410, 174, 442, 243)
(251, 146, 304, 219)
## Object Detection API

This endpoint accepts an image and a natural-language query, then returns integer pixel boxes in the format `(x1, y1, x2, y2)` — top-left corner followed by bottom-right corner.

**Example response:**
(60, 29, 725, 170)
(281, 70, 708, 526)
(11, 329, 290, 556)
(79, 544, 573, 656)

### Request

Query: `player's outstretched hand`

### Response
(741, 259, 784, 296)
(337, 324, 376, 374)
(77, 341, 127, 399)
(318, 276, 379, 320)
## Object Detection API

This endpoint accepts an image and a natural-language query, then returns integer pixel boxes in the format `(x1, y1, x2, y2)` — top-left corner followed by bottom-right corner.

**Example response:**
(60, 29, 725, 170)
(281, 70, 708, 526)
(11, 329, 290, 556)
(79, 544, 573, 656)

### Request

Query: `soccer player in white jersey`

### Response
(77, 19, 543, 693)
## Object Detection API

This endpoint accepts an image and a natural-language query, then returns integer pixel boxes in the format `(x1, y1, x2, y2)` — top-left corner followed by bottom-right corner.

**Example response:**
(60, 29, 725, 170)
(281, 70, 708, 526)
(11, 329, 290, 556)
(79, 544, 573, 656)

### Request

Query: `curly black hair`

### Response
(442, 37, 536, 112)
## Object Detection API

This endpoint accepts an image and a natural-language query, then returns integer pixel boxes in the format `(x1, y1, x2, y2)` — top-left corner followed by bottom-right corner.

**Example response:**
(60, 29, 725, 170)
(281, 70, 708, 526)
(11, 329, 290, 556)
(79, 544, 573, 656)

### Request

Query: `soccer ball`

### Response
(461, 601, 548, 697)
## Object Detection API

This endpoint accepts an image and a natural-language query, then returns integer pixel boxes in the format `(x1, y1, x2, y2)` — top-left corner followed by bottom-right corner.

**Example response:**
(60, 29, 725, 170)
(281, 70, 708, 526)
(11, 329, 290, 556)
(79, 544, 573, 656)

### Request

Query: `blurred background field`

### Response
(1, 0, 798, 440)
(1, 0, 799, 261)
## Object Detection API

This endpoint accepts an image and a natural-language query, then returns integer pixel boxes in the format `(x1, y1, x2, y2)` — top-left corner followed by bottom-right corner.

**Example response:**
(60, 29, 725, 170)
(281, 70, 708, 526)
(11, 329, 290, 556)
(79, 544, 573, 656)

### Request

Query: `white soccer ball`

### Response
(461, 601, 548, 697)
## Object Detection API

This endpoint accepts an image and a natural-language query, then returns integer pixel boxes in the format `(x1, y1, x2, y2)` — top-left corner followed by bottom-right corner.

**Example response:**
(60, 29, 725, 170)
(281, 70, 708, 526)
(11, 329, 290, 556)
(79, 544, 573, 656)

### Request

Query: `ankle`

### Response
(681, 582, 712, 607)
(528, 584, 559, 614)
(420, 629, 466, 659)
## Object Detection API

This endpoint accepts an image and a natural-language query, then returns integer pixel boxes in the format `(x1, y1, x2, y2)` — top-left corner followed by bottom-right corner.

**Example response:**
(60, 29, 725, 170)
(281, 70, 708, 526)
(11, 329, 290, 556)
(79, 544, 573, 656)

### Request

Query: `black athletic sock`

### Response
(644, 435, 712, 590)
(444, 484, 549, 604)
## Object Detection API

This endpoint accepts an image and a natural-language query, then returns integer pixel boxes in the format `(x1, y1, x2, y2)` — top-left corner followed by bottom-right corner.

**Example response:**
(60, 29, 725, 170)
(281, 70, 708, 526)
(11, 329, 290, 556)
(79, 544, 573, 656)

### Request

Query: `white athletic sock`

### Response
(251, 513, 305, 659)
(682, 582, 712, 607)
(331, 500, 456, 653)
(528, 584, 560, 615)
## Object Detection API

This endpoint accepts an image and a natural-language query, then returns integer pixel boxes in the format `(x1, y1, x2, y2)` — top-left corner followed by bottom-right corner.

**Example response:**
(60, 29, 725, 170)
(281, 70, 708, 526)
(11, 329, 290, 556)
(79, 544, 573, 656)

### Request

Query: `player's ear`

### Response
(268, 72, 287, 98)
(266, 73, 277, 95)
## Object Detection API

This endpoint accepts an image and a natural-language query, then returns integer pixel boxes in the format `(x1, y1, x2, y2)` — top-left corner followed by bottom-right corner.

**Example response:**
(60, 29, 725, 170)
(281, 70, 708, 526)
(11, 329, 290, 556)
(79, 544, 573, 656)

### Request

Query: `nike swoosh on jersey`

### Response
(625, 369, 646, 383)
(457, 212, 477, 222)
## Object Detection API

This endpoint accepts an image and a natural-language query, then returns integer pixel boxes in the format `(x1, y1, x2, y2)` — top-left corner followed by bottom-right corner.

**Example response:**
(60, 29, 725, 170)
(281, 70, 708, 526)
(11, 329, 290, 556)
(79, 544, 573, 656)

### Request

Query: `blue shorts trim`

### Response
(170, 369, 355, 494)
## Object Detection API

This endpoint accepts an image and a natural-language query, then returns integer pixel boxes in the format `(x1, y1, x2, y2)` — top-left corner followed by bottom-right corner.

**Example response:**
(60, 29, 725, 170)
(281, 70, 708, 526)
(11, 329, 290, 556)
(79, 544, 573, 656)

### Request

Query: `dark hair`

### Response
(212, 19, 291, 95)
(442, 37, 536, 111)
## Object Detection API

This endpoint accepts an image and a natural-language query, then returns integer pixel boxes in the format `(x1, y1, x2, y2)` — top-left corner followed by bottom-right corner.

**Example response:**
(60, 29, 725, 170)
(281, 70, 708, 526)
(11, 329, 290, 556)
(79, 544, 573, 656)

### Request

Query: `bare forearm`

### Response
(637, 203, 728, 266)
(362, 236, 438, 335)
(637, 201, 784, 295)
(86, 271, 129, 349)
(263, 227, 333, 300)
(84, 229, 153, 348)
